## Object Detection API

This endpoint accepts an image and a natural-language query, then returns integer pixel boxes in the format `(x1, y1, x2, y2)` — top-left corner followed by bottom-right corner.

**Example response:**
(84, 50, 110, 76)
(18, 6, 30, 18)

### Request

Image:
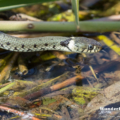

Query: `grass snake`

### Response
(0, 32, 102, 53)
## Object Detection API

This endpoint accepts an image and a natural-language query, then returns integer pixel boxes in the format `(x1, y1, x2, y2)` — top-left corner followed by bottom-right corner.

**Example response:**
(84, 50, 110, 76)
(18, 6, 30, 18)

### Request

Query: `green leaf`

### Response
(0, 0, 57, 11)
(71, 0, 79, 29)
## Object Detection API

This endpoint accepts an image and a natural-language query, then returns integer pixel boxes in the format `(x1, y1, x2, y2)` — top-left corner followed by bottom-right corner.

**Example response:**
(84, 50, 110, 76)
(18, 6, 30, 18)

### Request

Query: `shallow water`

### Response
(0, 39, 120, 120)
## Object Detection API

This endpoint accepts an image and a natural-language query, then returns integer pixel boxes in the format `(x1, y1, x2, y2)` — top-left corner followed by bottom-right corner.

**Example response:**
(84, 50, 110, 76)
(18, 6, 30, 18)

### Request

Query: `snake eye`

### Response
(88, 45, 94, 50)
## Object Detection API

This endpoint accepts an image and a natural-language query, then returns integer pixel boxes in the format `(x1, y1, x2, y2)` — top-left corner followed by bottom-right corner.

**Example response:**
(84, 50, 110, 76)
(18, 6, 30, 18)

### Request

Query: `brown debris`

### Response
(83, 57, 120, 77)
(0, 105, 41, 120)
(110, 32, 120, 45)
(84, 80, 120, 115)
(52, 51, 67, 60)
(0, 53, 19, 83)
(50, 75, 83, 91)
(0, 53, 12, 67)
(18, 55, 28, 75)
(61, 106, 72, 120)
(24, 75, 83, 100)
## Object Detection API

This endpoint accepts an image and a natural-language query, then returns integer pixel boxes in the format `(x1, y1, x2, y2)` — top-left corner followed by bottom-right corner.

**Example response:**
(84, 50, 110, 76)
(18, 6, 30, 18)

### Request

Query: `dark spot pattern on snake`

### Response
(21, 44, 25, 48)
(0, 32, 102, 53)
(34, 44, 37, 48)
(45, 43, 48, 46)
(6, 42, 10, 45)
(1, 44, 4, 47)
(53, 45, 56, 49)
(27, 49, 32, 52)
(60, 38, 71, 47)
(14, 47, 18, 50)
(60, 38, 73, 51)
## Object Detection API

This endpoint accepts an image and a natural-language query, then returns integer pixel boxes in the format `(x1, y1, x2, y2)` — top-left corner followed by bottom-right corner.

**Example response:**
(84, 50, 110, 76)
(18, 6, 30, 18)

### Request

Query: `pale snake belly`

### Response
(0, 32, 102, 53)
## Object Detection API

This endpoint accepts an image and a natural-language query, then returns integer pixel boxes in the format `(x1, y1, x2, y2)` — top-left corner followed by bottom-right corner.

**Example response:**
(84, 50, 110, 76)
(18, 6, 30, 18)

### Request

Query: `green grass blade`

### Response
(0, 0, 57, 11)
(71, 0, 79, 30)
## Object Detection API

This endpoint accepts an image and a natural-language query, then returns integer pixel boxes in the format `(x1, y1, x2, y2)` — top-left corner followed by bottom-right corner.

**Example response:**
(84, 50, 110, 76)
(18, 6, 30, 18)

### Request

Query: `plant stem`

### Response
(0, 21, 120, 32)
(71, 0, 79, 30)
(0, 82, 15, 94)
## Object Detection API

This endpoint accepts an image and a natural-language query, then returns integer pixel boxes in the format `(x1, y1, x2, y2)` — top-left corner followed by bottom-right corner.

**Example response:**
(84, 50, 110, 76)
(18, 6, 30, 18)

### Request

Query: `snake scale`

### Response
(0, 32, 102, 53)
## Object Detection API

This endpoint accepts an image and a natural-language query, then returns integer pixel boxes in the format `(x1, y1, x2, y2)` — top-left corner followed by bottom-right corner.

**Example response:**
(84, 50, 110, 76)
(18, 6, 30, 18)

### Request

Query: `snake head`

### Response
(73, 37, 102, 53)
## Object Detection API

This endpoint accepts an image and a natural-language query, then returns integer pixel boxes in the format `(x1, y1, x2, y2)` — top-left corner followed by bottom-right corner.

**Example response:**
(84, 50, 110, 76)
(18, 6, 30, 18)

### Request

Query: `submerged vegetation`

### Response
(0, 0, 120, 120)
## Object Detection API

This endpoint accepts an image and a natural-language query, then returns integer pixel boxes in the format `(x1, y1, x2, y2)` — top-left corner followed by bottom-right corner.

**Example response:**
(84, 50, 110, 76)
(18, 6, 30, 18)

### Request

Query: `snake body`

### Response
(0, 32, 102, 53)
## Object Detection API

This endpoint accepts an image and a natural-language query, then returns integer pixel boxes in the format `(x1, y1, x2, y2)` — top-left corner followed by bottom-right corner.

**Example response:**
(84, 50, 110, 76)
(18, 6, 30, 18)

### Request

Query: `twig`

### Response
(0, 105, 41, 120)
(83, 57, 120, 76)
(82, 53, 99, 82)
(88, 15, 120, 21)
(0, 82, 11, 88)
(14, 72, 70, 97)
(24, 75, 83, 100)
(16, 13, 42, 21)
(50, 75, 83, 91)
(0, 82, 15, 94)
